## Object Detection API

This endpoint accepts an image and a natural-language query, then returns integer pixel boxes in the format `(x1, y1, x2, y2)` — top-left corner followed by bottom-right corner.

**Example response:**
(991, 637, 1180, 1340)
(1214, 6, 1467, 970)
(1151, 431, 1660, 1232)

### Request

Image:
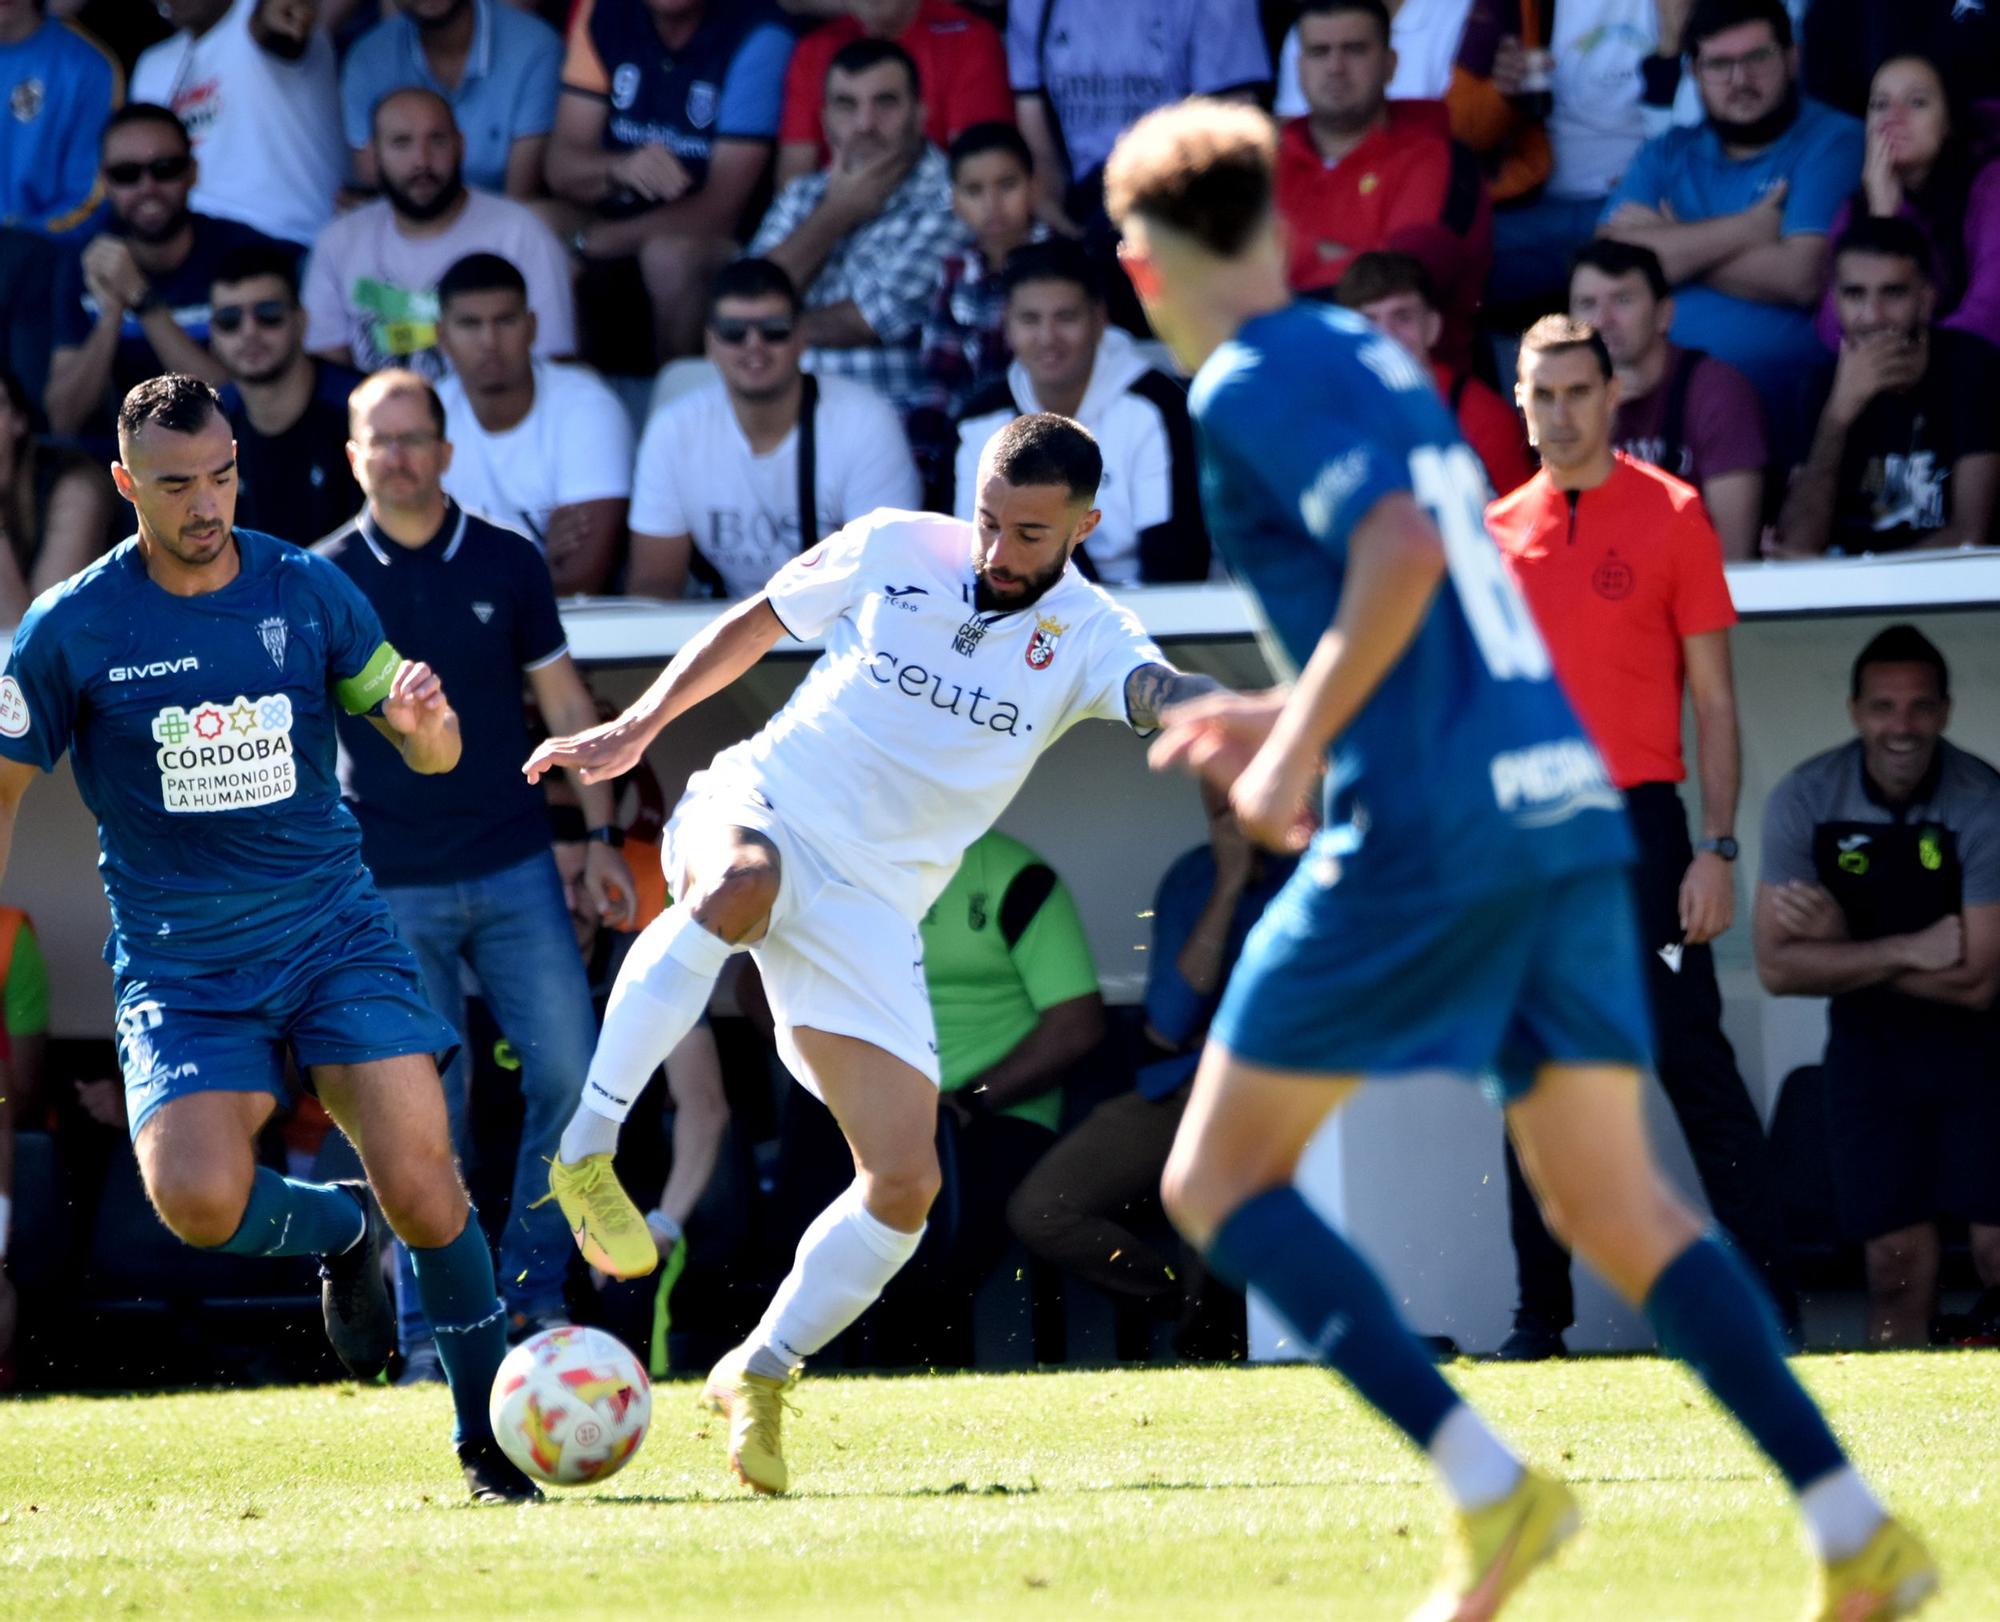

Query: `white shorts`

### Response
(663, 768, 941, 1094)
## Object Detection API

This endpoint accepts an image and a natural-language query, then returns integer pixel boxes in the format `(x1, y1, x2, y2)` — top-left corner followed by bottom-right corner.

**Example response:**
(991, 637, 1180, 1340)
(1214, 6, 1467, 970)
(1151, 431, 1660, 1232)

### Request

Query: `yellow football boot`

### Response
(1806, 1517, 1938, 1622)
(701, 1352, 796, 1496)
(537, 1154, 658, 1279)
(1409, 1467, 1580, 1622)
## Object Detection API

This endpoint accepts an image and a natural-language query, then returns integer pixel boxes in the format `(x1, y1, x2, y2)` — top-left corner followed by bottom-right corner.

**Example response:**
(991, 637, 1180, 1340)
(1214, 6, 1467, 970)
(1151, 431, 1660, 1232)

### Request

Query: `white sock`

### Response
(1427, 1403, 1524, 1511)
(558, 907, 735, 1163)
(1799, 1466, 1886, 1562)
(743, 1181, 925, 1379)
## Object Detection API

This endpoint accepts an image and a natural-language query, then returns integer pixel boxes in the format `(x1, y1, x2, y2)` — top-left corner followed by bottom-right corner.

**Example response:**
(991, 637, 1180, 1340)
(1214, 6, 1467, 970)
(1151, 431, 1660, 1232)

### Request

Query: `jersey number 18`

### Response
(1408, 444, 1551, 683)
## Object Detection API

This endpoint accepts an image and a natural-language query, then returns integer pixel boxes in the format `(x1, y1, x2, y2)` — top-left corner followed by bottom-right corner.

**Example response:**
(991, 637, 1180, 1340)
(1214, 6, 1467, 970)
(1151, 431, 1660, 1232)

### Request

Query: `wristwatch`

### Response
(1697, 837, 1739, 861)
(586, 825, 625, 848)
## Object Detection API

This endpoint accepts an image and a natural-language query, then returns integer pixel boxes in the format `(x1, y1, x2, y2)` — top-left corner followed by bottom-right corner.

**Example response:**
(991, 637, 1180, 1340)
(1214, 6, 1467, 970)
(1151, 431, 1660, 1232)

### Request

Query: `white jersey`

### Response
(712, 508, 1164, 920)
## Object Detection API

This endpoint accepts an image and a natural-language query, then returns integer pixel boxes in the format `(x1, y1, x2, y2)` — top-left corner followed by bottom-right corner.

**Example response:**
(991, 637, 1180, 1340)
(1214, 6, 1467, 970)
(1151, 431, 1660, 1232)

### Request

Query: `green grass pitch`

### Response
(2, 1354, 1993, 1619)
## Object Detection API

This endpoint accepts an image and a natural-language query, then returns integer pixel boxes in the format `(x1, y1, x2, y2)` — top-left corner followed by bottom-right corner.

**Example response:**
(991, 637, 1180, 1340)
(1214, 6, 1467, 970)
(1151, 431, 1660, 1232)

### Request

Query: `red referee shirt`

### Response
(1487, 454, 1736, 791)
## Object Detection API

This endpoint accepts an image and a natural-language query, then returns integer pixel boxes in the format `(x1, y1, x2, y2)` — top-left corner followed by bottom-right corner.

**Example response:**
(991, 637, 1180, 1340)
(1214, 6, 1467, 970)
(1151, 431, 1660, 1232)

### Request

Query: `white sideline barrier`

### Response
(9, 551, 2000, 1352)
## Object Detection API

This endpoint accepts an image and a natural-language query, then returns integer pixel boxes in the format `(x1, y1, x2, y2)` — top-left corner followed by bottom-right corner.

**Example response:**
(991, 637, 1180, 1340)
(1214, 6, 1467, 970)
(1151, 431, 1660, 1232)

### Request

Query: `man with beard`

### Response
(530, 412, 1216, 1496)
(625, 257, 918, 600)
(210, 243, 363, 547)
(1599, 0, 1861, 465)
(45, 104, 293, 439)
(340, 0, 563, 199)
(746, 38, 959, 415)
(1775, 217, 2000, 556)
(303, 88, 574, 377)
(131, 0, 344, 249)
(433, 253, 632, 596)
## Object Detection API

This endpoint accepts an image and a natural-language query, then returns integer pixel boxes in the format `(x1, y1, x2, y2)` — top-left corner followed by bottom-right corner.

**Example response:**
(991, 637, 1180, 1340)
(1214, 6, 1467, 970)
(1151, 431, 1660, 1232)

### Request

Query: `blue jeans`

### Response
(380, 849, 595, 1348)
(1487, 193, 1606, 309)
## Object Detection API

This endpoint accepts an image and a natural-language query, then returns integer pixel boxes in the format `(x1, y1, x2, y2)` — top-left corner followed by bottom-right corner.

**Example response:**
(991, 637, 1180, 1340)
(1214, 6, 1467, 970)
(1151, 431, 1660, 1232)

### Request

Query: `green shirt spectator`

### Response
(921, 830, 1100, 1131)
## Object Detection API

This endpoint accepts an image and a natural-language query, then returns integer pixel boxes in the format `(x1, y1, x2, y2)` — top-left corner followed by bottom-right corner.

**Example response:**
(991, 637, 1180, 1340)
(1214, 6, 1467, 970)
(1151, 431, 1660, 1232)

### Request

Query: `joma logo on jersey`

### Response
(109, 657, 201, 682)
(867, 650, 1029, 735)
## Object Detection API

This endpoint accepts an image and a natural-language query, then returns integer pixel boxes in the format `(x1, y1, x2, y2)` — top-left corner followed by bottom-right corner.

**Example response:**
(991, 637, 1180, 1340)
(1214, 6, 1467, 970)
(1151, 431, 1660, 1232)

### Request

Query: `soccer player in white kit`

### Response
(528, 414, 1213, 1493)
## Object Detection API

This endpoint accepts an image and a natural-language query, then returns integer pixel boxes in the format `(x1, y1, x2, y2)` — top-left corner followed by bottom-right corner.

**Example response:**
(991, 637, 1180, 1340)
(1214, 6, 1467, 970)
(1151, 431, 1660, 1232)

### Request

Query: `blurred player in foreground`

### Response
(527, 414, 1214, 1494)
(1103, 100, 1935, 1622)
(0, 376, 536, 1503)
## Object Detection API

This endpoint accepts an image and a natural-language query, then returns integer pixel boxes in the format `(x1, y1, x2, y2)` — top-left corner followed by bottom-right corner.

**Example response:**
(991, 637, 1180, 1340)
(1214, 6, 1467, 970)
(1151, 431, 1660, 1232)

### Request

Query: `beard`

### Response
(123, 202, 193, 246)
(972, 549, 1069, 613)
(413, 0, 472, 30)
(380, 168, 466, 224)
(1708, 83, 1801, 149)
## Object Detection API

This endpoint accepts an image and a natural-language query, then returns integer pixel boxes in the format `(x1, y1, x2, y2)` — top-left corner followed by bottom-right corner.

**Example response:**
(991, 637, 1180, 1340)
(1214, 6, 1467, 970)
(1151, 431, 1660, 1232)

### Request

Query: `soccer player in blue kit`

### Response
(0, 376, 537, 1503)
(1103, 103, 1936, 1622)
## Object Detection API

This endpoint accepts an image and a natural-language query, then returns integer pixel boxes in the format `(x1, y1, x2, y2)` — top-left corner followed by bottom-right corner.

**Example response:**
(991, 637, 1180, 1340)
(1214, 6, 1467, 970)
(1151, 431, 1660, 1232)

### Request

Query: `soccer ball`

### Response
(489, 1325, 652, 1487)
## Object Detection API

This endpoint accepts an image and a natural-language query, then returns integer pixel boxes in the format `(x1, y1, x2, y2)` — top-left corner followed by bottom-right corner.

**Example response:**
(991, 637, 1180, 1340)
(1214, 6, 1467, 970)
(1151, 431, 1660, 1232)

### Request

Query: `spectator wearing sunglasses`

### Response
(626, 257, 918, 600)
(44, 103, 295, 439)
(433, 253, 632, 597)
(210, 241, 363, 547)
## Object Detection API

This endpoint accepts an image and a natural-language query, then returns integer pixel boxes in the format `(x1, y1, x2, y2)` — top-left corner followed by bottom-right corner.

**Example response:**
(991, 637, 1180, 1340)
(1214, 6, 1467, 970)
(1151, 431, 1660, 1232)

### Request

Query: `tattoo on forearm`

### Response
(1124, 663, 1219, 730)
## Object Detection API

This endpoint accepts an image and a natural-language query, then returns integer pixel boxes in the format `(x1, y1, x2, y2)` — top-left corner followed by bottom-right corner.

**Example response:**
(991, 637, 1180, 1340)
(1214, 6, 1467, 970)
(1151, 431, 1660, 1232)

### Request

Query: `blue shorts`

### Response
(1210, 863, 1653, 1102)
(114, 900, 458, 1141)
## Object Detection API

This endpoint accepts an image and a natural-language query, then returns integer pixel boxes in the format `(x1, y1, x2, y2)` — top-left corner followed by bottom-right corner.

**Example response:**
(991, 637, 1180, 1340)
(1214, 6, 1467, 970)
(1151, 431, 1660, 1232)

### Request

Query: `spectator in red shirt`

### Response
(1274, 0, 1491, 373)
(1336, 251, 1531, 497)
(776, 0, 1011, 189)
(1486, 314, 1796, 1360)
(1569, 239, 1771, 560)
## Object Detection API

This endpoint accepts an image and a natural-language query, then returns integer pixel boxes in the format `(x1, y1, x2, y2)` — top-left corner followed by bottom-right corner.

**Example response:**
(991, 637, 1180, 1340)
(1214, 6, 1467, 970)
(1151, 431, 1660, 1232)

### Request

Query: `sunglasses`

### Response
(104, 153, 192, 187)
(211, 300, 292, 334)
(710, 317, 796, 346)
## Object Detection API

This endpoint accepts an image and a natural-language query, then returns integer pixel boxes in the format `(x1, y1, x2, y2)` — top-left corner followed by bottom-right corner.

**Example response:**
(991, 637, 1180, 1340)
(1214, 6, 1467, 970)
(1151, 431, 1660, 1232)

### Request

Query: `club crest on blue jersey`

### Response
(258, 615, 288, 669)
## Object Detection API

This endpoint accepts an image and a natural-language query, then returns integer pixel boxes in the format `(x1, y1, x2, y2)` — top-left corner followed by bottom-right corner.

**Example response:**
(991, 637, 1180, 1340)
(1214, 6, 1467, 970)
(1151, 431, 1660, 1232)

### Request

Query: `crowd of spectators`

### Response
(3, 0, 2000, 1383)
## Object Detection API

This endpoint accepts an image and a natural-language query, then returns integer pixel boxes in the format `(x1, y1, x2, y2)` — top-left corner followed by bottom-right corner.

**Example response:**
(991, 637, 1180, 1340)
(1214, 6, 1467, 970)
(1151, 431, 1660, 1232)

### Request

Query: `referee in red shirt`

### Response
(1485, 315, 1799, 1357)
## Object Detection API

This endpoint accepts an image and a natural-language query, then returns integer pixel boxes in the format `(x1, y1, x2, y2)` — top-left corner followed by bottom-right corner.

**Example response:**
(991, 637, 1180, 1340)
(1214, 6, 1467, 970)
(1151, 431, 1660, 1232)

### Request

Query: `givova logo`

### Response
(151, 693, 297, 813)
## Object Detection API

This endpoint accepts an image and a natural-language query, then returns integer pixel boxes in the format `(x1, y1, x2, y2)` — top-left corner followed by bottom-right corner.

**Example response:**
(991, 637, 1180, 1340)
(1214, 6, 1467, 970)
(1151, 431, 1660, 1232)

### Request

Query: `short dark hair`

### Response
(1851, 625, 1949, 701)
(984, 412, 1102, 502)
(1569, 238, 1670, 301)
(827, 37, 919, 99)
(211, 242, 301, 302)
(1686, 0, 1793, 55)
(949, 120, 1032, 180)
(1002, 238, 1103, 304)
(1104, 100, 1278, 259)
(101, 102, 191, 156)
(1519, 314, 1614, 380)
(1833, 214, 1934, 281)
(118, 374, 224, 443)
(1298, 0, 1392, 47)
(1335, 251, 1437, 312)
(707, 256, 800, 319)
(438, 252, 528, 309)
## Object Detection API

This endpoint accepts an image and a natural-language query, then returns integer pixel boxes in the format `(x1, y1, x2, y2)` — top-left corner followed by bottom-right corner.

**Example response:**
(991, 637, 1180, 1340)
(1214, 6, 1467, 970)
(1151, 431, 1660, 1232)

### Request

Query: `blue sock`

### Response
(1645, 1234, 1847, 1490)
(1207, 1186, 1461, 1449)
(211, 1168, 365, 1258)
(409, 1209, 507, 1445)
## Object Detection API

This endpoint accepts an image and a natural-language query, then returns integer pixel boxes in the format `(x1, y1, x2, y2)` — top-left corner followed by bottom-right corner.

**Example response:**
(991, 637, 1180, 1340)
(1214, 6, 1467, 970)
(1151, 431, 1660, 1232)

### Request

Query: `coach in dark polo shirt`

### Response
(319, 367, 635, 1379)
(1755, 625, 2000, 1348)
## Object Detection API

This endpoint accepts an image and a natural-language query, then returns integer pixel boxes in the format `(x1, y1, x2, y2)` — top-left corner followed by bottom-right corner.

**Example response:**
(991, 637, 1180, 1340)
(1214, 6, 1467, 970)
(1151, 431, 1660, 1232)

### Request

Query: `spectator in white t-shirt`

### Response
(303, 87, 575, 378)
(626, 257, 920, 600)
(132, 0, 346, 249)
(433, 253, 631, 597)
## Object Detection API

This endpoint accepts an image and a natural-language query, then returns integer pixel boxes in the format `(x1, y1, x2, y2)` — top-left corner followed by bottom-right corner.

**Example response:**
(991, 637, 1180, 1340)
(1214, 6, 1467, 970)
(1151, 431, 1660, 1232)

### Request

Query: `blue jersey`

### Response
(1190, 302, 1630, 903)
(0, 529, 403, 976)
